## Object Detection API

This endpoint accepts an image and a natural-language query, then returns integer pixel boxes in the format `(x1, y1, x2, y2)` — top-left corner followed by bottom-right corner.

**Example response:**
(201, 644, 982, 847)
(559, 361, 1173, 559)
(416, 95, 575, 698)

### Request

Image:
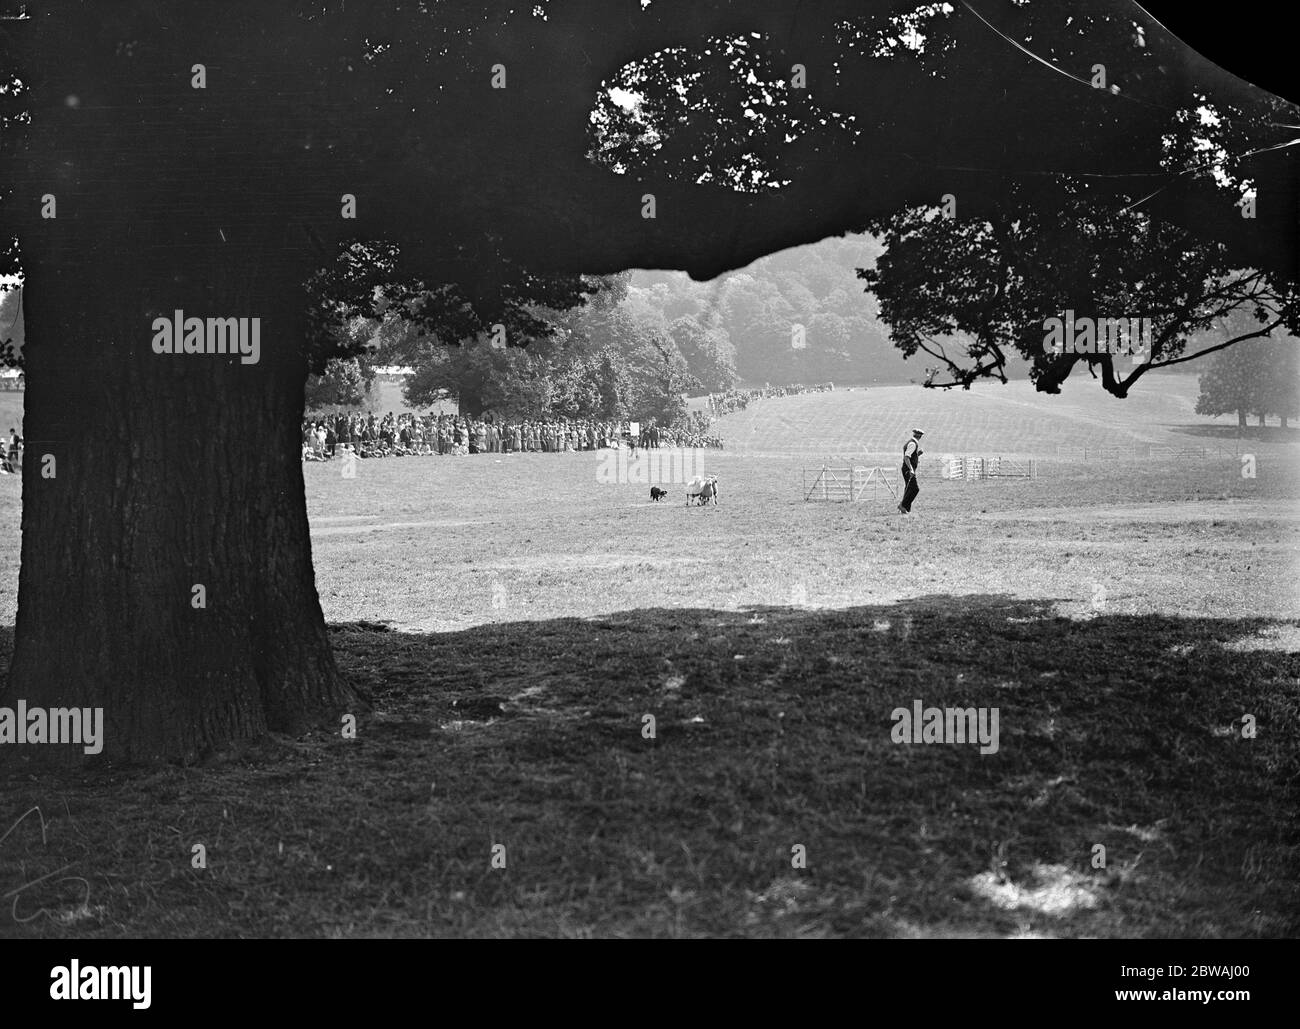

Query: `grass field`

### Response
(711, 372, 1298, 459)
(1, 384, 1298, 938)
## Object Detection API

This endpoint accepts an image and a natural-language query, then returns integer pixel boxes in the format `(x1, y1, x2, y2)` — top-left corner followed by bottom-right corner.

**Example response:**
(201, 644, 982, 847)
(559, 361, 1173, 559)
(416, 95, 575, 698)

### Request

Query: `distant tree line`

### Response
(310, 268, 740, 429)
(630, 235, 933, 386)
(1195, 325, 1299, 428)
(308, 232, 976, 413)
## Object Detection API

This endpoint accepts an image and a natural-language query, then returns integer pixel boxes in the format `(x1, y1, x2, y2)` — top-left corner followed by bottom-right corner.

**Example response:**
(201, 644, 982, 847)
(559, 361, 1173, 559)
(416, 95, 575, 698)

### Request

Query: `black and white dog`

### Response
(650, 486, 668, 502)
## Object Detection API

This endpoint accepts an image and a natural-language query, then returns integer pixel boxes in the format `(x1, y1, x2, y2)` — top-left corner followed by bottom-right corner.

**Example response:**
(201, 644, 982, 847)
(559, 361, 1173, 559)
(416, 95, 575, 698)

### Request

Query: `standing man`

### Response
(899, 428, 924, 515)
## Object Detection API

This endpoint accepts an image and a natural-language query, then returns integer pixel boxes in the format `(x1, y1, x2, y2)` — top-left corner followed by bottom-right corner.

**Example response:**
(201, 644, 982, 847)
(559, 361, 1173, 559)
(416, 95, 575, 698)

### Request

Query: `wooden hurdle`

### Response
(858, 466, 899, 501)
(803, 464, 899, 502)
(803, 464, 857, 501)
(942, 455, 1037, 480)
(985, 456, 1036, 478)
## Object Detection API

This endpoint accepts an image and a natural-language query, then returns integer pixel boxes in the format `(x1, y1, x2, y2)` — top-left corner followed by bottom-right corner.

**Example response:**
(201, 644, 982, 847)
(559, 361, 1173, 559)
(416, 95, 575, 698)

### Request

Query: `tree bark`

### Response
(1238, 409, 1247, 428)
(3, 245, 353, 766)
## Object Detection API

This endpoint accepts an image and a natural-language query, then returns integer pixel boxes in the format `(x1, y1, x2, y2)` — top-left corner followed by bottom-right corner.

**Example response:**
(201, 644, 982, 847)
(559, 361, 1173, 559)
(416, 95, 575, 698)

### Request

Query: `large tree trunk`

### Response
(4, 245, 353, 766)
(1238, 409, 1248, 428)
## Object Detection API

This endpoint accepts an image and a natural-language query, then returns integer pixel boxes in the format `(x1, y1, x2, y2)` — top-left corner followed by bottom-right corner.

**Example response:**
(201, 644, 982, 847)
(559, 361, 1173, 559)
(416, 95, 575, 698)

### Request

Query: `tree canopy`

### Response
(6, 1, 1296, 328)
(861, 184, 1299, 396)
(1195, 324, 1300, 427)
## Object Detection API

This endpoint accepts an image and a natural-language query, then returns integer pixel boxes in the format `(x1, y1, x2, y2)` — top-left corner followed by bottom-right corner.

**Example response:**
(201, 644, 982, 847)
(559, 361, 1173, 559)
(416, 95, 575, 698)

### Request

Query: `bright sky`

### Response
(608, 87, 643, 111)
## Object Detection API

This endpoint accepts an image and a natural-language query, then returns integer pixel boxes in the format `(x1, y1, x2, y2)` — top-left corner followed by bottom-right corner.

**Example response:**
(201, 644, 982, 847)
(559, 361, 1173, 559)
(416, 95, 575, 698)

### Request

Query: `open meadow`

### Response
(1, 382, 1298, 938)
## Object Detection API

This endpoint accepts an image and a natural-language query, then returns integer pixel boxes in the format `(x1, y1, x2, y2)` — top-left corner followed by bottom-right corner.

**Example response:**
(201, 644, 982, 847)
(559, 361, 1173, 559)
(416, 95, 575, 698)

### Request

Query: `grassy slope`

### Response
(0, 392, 1297, 938)
(709, 372, 1298, 458)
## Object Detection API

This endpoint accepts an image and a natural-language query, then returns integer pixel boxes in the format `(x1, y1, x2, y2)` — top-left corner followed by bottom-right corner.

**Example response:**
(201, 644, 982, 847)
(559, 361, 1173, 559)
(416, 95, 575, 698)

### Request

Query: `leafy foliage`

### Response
(862, 186, 1300, 397)
(398, 274, 709, 423)
(1195, 330, 1300, 425)
(0, 281, 20, 369)
(304, 356, 373, 412)
(629, 236, 916, 385)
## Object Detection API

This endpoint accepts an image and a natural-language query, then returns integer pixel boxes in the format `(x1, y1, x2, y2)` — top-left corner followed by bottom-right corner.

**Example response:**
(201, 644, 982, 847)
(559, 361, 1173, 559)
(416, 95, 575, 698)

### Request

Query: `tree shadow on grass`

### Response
(1, 596, 1298, 938)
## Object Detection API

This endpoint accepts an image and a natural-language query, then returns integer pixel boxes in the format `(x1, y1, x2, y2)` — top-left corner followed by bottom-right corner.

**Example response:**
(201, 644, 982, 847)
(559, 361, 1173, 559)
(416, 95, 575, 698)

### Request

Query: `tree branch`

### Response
(1153, 317, 1286, 370)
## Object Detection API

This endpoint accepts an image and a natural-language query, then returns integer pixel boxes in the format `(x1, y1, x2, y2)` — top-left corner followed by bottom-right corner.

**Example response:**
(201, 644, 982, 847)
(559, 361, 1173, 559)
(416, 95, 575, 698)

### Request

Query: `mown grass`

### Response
(0, 403, 1297, 937)
(713, 372, 1298, 458)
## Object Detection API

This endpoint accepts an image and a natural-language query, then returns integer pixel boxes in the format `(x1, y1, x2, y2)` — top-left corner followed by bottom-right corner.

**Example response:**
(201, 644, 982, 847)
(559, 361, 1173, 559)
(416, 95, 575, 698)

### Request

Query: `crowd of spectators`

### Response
(0, 427, 22, 475)
(705, 382, 833, 418)
(302, 411, 723, 461)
